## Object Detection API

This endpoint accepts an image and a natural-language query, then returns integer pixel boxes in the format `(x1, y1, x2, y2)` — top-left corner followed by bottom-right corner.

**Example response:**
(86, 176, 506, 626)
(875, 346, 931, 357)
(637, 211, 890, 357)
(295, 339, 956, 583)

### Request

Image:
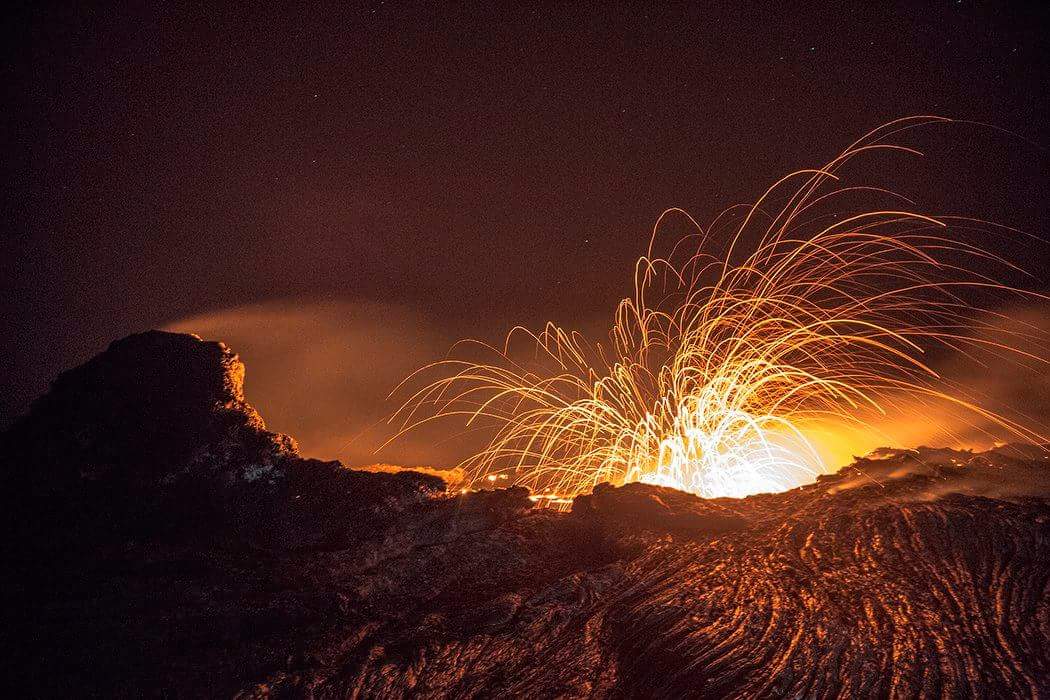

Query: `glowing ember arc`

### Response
(389, 117, 1046, 503)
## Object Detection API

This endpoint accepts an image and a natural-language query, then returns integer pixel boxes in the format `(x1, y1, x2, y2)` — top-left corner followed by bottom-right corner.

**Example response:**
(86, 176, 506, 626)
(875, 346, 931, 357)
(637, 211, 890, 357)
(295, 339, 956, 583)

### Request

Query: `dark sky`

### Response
(5, 2, 1050, 446)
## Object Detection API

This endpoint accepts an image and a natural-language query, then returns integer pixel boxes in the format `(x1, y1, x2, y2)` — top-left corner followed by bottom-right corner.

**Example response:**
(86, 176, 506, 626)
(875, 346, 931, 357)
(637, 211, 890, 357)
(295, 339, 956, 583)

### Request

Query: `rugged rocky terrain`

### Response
(4, 331, 1049, 698)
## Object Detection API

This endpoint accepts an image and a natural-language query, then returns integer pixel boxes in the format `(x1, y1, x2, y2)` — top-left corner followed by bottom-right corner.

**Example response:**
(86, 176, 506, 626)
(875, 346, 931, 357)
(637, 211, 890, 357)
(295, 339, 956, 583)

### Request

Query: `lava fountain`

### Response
(390, 117, 1046, 503)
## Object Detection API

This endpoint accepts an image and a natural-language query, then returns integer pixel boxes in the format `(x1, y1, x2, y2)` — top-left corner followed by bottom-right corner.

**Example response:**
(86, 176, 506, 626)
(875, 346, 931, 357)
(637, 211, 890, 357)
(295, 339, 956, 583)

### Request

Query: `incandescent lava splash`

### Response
(391, 117, 1048, 502)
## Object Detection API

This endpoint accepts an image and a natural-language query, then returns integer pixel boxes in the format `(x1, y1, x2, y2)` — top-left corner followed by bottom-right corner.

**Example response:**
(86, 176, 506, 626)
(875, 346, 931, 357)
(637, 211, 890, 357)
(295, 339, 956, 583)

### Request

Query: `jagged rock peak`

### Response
(4, 330, 298, 488)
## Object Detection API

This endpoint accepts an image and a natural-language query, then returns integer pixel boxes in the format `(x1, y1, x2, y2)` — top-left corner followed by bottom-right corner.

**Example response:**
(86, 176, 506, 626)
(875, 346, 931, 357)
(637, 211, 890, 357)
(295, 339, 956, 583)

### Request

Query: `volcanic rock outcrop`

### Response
(4, 331, 1049, 697)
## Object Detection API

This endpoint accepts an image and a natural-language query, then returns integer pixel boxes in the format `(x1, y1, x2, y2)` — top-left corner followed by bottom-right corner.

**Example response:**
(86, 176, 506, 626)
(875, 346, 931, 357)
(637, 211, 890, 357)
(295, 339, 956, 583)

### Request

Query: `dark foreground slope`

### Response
(3, 332, 1049, 698)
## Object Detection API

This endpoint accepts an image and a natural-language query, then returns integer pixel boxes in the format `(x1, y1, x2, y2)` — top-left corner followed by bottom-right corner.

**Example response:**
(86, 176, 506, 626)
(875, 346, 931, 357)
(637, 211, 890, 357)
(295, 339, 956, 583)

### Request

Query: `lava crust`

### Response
(4, 332, 1049, 698)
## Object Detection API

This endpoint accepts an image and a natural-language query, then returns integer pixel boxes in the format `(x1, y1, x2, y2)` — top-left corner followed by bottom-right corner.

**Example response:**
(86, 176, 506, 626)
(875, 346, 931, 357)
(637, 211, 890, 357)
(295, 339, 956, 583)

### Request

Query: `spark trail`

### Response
(391, 117, 1046, 503)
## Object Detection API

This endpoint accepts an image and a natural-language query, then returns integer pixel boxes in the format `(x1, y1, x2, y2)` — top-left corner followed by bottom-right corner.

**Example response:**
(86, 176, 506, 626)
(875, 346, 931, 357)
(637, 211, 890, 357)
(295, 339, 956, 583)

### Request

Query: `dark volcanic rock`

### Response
(1, 331, 444, 548)
(7, 330, 297, 482)
(4, 332, 1050, 698)
(2, 331, 299, 541)
(574, 481, 749, 537)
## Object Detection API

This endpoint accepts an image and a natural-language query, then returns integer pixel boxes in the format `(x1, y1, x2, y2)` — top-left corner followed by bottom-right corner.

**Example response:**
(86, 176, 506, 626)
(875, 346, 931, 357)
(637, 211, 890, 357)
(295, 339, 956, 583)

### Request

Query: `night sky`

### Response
(6, 2, 1050, 462)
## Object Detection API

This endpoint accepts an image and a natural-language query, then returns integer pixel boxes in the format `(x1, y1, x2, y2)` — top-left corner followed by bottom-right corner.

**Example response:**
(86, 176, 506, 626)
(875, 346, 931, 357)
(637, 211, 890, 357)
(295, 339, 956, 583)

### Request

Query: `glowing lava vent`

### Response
(390, 117, 1044, 503)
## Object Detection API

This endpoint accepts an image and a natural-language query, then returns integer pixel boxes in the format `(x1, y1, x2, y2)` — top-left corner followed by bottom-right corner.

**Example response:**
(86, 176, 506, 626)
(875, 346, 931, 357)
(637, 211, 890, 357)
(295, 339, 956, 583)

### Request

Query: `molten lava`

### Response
(392, 117, 1045, 502)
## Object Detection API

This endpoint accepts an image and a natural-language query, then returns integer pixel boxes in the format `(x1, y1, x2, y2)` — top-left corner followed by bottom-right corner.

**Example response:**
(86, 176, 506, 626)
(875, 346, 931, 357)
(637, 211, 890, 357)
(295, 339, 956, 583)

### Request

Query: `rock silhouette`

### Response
(4, 331, 1048, 697)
